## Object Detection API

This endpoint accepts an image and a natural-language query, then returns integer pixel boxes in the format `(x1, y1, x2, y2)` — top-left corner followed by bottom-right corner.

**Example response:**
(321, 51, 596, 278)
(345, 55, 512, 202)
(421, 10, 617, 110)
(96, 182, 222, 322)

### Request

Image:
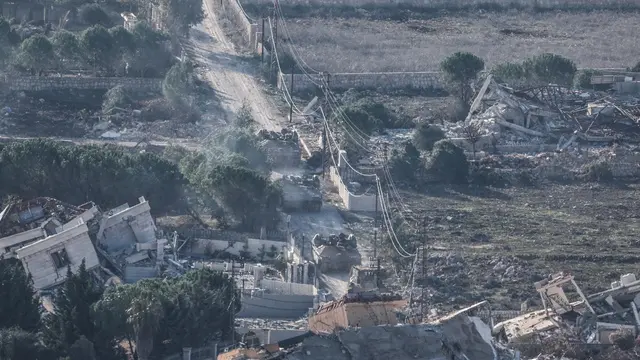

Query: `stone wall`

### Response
(278, 71, 444, 93)
(2, 76, 163, 92)
(242, 0, 639, 10)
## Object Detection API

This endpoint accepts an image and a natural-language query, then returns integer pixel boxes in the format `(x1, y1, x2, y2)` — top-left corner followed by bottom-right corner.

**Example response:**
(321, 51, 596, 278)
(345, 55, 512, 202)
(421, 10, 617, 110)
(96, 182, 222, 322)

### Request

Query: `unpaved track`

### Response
(192, 0, 282, 132)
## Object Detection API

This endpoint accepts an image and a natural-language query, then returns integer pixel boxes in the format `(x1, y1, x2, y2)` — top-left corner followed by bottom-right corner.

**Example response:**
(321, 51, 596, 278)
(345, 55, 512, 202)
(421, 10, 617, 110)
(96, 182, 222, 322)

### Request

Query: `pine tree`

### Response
(0, 259, 41, 332)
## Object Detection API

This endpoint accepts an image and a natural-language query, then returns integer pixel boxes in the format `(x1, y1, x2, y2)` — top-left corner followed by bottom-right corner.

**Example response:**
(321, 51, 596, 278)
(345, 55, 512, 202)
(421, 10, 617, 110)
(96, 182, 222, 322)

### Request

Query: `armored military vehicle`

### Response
(279, 174, 322, 212)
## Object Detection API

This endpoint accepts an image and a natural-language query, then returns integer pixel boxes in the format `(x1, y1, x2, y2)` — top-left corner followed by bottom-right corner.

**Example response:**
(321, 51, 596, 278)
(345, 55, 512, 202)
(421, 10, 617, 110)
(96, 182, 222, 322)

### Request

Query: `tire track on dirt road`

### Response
(197, 0, 282, 132)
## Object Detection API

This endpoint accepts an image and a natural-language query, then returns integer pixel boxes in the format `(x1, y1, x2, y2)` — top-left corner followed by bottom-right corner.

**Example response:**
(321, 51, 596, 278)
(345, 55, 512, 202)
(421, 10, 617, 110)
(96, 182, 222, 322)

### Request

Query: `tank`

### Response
(279, 174, 322, 212)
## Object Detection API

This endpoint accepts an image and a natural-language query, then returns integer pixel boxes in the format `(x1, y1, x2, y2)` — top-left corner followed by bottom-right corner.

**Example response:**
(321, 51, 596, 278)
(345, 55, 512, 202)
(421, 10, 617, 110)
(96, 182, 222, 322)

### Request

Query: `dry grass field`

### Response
(270, 11, 640, 73)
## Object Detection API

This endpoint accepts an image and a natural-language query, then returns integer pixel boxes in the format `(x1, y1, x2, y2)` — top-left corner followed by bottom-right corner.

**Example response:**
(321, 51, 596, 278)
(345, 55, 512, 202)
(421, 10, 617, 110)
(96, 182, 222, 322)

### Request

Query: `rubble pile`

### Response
(438, 76, 640, 178)
(494, 272, 640, 347)
(0, 197, 93, 238)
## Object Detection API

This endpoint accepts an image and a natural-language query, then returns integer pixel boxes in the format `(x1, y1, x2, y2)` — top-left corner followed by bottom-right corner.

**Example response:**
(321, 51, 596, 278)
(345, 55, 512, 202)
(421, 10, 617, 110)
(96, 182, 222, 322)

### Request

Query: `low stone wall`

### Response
(278, 71, 444, 93)
(2, 76, 163, 92)
(242, 0, 639, 10)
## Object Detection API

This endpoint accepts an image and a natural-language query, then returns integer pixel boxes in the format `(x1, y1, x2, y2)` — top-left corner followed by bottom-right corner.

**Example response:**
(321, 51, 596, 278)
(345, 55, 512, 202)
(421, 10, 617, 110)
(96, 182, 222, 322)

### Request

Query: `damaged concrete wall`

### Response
(15, 222, 100, 290)
(329, 166, 380, 212)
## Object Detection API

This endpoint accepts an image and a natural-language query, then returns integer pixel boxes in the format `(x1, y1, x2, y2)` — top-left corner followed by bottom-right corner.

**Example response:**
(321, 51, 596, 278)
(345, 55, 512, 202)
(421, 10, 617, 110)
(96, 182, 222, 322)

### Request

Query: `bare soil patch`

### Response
(276, 11, 640, 72)
(346, 182, 640, 310)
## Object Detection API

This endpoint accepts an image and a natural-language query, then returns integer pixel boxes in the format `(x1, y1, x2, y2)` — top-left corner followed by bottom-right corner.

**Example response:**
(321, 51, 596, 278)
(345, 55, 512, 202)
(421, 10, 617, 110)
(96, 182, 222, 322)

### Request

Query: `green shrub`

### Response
(582, 160, 613, 182)
(102, 85, 131, 114)
(78, 4, 111, 27)
(573, 69, 602, 89)
(425, 140, 468, 184)
(412, 122, 445, 151)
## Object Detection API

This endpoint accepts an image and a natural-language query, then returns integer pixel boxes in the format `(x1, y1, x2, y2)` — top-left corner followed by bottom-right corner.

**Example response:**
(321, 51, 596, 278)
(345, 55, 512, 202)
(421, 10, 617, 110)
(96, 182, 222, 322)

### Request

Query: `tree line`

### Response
(2, 20, 174, 77)
(0, 105, 282, 231)
(0, 259, 238, 360)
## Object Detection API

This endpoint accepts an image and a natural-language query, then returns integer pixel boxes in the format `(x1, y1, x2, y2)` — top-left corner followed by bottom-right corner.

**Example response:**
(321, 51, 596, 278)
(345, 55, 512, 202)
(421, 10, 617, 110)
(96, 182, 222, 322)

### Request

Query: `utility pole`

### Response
(420, 217, 428, 320)
(408, 254, 416, 318)
(230, 258, 236, 345)
(321, 123, 327, 179)
(373, 188, 378, 259)
(268, 16, 274, 83)
(261, 18, 265, 65)
(301, 234, 305, 260)
(289, 64, 294, 123)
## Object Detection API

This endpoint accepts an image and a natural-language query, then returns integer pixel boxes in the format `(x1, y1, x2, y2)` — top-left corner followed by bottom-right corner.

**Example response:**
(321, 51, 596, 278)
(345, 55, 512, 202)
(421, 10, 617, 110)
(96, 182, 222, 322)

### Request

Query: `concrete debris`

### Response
(220, 309, 516, 359)
(494, 271, 640, 347)
(446, 79, 640, 155)
(0, 196, 184, 291)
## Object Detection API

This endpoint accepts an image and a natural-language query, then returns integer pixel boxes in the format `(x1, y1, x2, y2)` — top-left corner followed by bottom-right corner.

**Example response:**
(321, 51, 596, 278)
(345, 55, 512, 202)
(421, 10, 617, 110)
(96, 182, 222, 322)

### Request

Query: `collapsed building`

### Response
(95, 197, 168, 283)
(0, 198, 102, 290)
(450, 75, 640, 155)
(494, 272, 640, 345)
(216, 301, 517, 360)
(0, 196, 172, 290)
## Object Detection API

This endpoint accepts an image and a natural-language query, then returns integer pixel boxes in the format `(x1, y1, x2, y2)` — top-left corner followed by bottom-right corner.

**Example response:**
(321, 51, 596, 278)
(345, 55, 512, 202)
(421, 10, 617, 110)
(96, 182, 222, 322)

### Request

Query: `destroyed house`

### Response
(97, 196, 156, 252)
(96, 197, 164, 284)
(16, 221, 100, 290)
(0, 198, 101, 290)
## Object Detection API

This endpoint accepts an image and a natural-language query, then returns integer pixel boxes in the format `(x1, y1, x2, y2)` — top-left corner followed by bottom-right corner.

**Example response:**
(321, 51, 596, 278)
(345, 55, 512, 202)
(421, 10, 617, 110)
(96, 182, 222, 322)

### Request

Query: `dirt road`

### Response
(187, 0, 283, 132)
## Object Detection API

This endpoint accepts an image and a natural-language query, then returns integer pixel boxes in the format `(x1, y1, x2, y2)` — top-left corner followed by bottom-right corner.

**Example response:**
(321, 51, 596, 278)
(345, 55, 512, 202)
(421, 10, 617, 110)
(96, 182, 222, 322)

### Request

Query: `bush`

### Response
(441, 99, 469, 123)
(574, 69, 602, 89)
(78, 4, 111, 27)
(338, 96, 405, 134)
(522, 53, 577, 87)
(388, 142, 421, 183)
(631, 61, 640, 72)
(413, 122, 445, 151)
(102, 85, 131, 114)
(582, 160, 613, 182)
(425, 140, 468, 183)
